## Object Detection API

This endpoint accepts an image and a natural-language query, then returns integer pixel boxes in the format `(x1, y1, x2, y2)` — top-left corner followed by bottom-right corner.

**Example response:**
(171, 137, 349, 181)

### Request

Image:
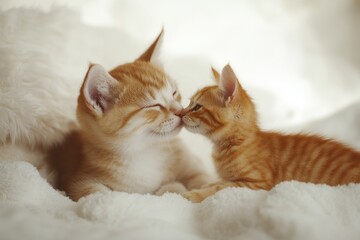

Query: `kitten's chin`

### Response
(151, 124, 183, 138)
(184, 124, 202, 134)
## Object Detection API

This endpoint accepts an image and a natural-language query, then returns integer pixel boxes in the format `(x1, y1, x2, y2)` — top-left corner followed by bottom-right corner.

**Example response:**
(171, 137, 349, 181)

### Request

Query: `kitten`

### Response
(181, 64, 360, 203)
(50, 32, 212, 201)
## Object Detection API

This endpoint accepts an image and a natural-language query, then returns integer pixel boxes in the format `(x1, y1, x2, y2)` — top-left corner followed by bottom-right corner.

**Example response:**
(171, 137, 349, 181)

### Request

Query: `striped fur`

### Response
(49, 32, 212, 201)
(181, 64, 360, 202)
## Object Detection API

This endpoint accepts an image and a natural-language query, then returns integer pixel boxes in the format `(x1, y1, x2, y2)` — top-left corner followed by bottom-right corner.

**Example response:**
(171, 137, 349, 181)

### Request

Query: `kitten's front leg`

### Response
(155, 182, 187, 195)
(182, 181, 238, 203)
(183, 180, 273, 202)
(67, 181, 111, 201)
(177, 156, 215, 190)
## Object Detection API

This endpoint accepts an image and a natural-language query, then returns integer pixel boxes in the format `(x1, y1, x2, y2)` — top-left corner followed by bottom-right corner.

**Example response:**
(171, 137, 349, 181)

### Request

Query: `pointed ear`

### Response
(136, 28, 164, 62)
(219, 64, 242, 104)
(211, 66, 220, 84)
(82, 64, 118, 115)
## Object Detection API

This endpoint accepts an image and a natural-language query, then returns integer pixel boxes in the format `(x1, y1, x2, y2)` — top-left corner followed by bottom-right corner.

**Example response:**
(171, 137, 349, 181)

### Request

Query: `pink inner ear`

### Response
(220, 64, 238, 101)
(221, 76, 237, 100)
(84, 64, 116, 114)
(87, 83, 109, 113)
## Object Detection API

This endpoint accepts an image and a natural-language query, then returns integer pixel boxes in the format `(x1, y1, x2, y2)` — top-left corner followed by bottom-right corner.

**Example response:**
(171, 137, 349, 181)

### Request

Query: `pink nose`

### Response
(175, 110, 185, 117)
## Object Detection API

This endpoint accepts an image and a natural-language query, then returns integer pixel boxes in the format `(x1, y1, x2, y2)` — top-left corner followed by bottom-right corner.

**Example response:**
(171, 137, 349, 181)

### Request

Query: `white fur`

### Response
(0, 7, 138, 149)
(0, 9, 83, 148)
(111, 136, 175, 193)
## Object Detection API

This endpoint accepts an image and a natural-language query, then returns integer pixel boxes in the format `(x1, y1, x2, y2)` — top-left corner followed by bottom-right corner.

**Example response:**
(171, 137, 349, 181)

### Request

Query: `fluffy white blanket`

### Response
(1, 1, 360, 239)
(1, 161, 360, 240)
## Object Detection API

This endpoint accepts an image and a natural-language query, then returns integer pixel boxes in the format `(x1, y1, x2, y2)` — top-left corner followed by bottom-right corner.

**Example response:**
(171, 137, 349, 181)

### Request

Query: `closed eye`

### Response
(173, 90, 177, 96)
(192, 104, 202, 111)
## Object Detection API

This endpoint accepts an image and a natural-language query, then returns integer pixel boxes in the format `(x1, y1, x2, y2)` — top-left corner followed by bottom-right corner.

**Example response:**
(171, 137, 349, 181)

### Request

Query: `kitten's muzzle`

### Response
(175, 110, 185, 117)
(176, 108, 192, 118)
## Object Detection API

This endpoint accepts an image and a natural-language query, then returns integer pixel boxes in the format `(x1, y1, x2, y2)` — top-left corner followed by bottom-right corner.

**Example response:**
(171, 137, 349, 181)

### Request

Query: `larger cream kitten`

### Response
(50, 32, 212, 201)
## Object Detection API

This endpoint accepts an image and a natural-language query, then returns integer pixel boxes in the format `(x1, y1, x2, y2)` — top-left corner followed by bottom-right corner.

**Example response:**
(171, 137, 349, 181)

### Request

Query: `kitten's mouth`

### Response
(186, 125, 199, 129)
(183, 122, 199, 129)
(184, 123, 200, 132)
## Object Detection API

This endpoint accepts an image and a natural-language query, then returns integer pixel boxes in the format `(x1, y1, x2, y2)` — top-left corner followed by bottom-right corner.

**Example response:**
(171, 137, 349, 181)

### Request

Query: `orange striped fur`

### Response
(49, 31, 212, 201)
(181, 64, 360, 202)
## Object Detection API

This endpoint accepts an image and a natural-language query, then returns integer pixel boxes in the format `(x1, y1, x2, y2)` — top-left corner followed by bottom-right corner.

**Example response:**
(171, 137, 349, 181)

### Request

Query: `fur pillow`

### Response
(0, 7, 137, 148)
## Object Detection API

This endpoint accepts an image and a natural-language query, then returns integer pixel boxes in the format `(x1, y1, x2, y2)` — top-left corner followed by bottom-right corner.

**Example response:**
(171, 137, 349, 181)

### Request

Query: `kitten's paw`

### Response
(182, 190, 207, 203)
(201, 181, 226, 189)
(155, 182, 187, 196)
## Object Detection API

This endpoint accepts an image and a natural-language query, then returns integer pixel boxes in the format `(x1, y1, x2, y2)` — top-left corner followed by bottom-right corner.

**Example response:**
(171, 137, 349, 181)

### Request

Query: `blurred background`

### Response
(3, 0, 360, 123)
(1, 0, 359, 171)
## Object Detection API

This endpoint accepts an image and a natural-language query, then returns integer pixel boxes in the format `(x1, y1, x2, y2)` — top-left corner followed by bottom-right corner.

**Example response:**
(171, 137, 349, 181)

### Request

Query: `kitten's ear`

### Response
(81, 64, 118, 115)
(136, 29, 164, 62)
(220, 64, 243, 104)
(211, 66, 220, 84)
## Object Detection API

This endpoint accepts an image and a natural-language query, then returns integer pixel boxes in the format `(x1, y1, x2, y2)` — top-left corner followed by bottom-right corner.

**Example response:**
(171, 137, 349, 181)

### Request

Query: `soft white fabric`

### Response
(1, 161, 360, 240)
(1, 1, 360, 239)
(0, 6, 138, 148)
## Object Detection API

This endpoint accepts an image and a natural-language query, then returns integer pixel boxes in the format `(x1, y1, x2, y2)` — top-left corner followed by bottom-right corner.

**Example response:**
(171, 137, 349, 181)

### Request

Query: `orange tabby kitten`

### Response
(50, 32, 212, 201)
(181, 64, 360, 203)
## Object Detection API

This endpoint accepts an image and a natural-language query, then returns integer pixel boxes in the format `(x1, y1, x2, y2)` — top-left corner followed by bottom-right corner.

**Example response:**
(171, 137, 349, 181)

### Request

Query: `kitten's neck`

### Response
(211, 122, 260, 144)
(211, 122, 259, 147)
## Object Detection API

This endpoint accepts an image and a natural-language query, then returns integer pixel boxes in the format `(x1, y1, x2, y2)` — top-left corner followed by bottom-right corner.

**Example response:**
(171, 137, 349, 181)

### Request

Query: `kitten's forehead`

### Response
(192, 86, 221, 105)
(138, 67, 177, 106)
(145, 80, 177, 106)
(110, 61, 168, 87)
(110, 61, 177, 107)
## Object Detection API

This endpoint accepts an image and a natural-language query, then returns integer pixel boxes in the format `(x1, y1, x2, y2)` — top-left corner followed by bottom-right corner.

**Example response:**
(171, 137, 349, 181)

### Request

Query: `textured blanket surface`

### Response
(1, 160, 360, 240)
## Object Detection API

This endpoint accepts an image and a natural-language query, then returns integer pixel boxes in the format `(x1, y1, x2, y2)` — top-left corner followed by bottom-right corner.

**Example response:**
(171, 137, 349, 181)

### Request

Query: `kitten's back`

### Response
(265, 132, 360, 185)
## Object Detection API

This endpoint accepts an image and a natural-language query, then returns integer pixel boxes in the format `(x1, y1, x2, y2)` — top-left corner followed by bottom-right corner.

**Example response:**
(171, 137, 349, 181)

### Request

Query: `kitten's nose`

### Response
(175, 109, 185, 117)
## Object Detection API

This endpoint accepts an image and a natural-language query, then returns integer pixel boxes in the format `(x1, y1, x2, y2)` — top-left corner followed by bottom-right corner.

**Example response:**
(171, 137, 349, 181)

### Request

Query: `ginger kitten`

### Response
(50, 32, 212, 201)
(181, 64, 360, 203)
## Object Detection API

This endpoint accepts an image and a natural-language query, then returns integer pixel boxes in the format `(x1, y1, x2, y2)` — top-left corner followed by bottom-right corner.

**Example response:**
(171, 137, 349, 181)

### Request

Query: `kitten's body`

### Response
(52, 131, 205, 199)
(181, 65, 360, 202)
(213, 129, 360, 189)
(50, 33, 211, 201)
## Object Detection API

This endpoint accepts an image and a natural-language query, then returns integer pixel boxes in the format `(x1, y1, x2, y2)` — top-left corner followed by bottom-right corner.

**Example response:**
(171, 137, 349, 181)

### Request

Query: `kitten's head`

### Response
(182, 64, 258, 140)
(77, 31, 183, 142)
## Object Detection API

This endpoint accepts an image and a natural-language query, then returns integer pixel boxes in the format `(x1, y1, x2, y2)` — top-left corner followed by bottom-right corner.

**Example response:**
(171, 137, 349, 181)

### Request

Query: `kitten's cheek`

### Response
(181, 116, 191, 125)
(182, 116, 200, 133)
(183, 116, 195, 124)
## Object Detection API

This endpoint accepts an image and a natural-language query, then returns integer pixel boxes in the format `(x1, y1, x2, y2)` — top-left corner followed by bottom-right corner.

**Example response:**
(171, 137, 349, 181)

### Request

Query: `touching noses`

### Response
(174, 109, 185, 117)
